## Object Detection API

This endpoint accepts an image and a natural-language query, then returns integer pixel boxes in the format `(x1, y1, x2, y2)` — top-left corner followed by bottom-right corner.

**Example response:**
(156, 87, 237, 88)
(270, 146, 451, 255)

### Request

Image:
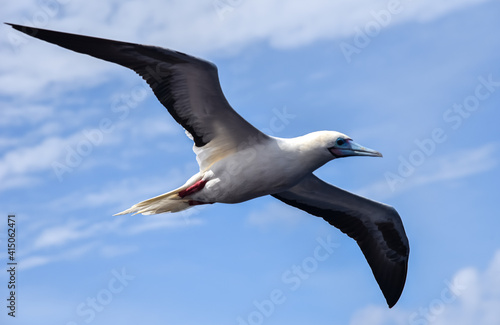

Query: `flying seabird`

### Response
(8, 23, 409, 308)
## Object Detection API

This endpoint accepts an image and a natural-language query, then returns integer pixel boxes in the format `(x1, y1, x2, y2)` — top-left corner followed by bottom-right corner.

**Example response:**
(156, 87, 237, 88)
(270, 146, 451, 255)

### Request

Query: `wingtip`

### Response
(5, 23, 46, 38)
(5, 23, 34, 34)
(382, 267, 407, 308)
(385, 290, 401, 308)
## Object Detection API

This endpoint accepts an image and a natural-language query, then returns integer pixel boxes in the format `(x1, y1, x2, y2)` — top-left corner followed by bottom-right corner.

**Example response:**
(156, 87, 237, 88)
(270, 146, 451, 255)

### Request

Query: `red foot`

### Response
(178, 179, 207, 198)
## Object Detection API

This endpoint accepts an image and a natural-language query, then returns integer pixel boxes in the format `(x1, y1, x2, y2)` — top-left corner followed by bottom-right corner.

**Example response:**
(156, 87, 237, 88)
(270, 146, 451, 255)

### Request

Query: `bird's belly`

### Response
(190, 150, 303, 203)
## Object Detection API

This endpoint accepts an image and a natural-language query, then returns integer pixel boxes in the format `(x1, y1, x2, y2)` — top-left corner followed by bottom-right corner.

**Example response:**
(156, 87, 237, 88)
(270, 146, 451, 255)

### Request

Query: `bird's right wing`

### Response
(272, 173, 409, 308)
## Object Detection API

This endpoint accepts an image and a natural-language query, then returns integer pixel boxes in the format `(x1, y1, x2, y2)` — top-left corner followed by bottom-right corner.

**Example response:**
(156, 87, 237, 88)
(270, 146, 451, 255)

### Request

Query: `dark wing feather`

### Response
(7, 23, 265, 148)
(272, 173, 409, 308)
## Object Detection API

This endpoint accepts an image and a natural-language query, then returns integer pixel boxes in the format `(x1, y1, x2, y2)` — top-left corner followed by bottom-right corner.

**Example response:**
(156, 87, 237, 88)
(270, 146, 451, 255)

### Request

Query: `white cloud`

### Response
(412, 143, 497, 186)
(0, 127, 121, 191)
(20, 255, 52, 270)
(0, 135, 76, 190)
(1, 0, 491, 98)
(32, 219, 103, 249)
(349, 249, 500, 325)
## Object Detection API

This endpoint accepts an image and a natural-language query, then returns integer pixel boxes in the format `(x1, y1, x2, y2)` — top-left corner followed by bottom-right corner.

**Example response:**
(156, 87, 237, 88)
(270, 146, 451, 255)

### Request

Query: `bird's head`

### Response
(318, 131, 383, 159)
(279, 131, 383, 173)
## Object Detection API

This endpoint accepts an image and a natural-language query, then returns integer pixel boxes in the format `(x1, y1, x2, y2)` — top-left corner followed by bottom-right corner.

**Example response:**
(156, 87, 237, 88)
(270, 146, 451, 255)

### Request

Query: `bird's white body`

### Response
(191, 132, 337, 203)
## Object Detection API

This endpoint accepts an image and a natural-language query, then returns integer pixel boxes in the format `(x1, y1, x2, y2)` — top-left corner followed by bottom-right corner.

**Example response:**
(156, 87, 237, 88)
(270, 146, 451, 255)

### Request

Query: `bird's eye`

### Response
(336, 138, 346, 146)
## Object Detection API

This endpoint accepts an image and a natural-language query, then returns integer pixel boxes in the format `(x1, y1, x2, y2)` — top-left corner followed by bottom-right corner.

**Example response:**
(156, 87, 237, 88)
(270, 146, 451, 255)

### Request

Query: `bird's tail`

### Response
(114, 174, 204, 216)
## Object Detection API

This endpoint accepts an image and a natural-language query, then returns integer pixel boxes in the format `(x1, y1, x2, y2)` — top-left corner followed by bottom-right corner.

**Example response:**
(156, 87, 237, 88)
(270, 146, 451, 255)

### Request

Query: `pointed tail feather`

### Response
(115, 187, 191, 216)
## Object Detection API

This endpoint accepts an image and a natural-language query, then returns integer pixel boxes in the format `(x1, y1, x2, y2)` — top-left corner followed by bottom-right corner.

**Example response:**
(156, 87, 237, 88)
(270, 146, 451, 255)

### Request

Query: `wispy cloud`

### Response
(32, 218, 124, 249)
(0, 135, 78, 190)
(19, 241, 99, 270)
(411, 143, 497, 186)
(22, 207, 203, 270)
(357, 143, 498, 200)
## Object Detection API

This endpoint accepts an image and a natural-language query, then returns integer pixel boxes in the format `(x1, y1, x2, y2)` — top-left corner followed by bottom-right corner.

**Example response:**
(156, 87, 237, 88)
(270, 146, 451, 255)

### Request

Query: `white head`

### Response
(301, 131, 382, 161)
(280, 131, 383, 176)
(324, 131, 383, 159)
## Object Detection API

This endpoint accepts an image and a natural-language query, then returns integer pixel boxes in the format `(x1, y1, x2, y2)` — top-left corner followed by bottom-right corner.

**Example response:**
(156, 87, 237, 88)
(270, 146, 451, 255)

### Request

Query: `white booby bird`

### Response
(8, 23, 409, 308)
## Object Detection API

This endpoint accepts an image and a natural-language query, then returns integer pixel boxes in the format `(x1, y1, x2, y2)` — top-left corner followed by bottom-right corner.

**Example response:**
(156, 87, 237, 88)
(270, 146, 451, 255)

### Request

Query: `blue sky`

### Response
(1, 0, 500, 324)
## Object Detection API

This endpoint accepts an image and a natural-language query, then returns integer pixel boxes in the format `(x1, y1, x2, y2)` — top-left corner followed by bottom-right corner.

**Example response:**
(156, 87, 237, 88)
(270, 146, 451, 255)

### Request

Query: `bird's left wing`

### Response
(7, 23, 268, 170)
(272, 173, 409, 308)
